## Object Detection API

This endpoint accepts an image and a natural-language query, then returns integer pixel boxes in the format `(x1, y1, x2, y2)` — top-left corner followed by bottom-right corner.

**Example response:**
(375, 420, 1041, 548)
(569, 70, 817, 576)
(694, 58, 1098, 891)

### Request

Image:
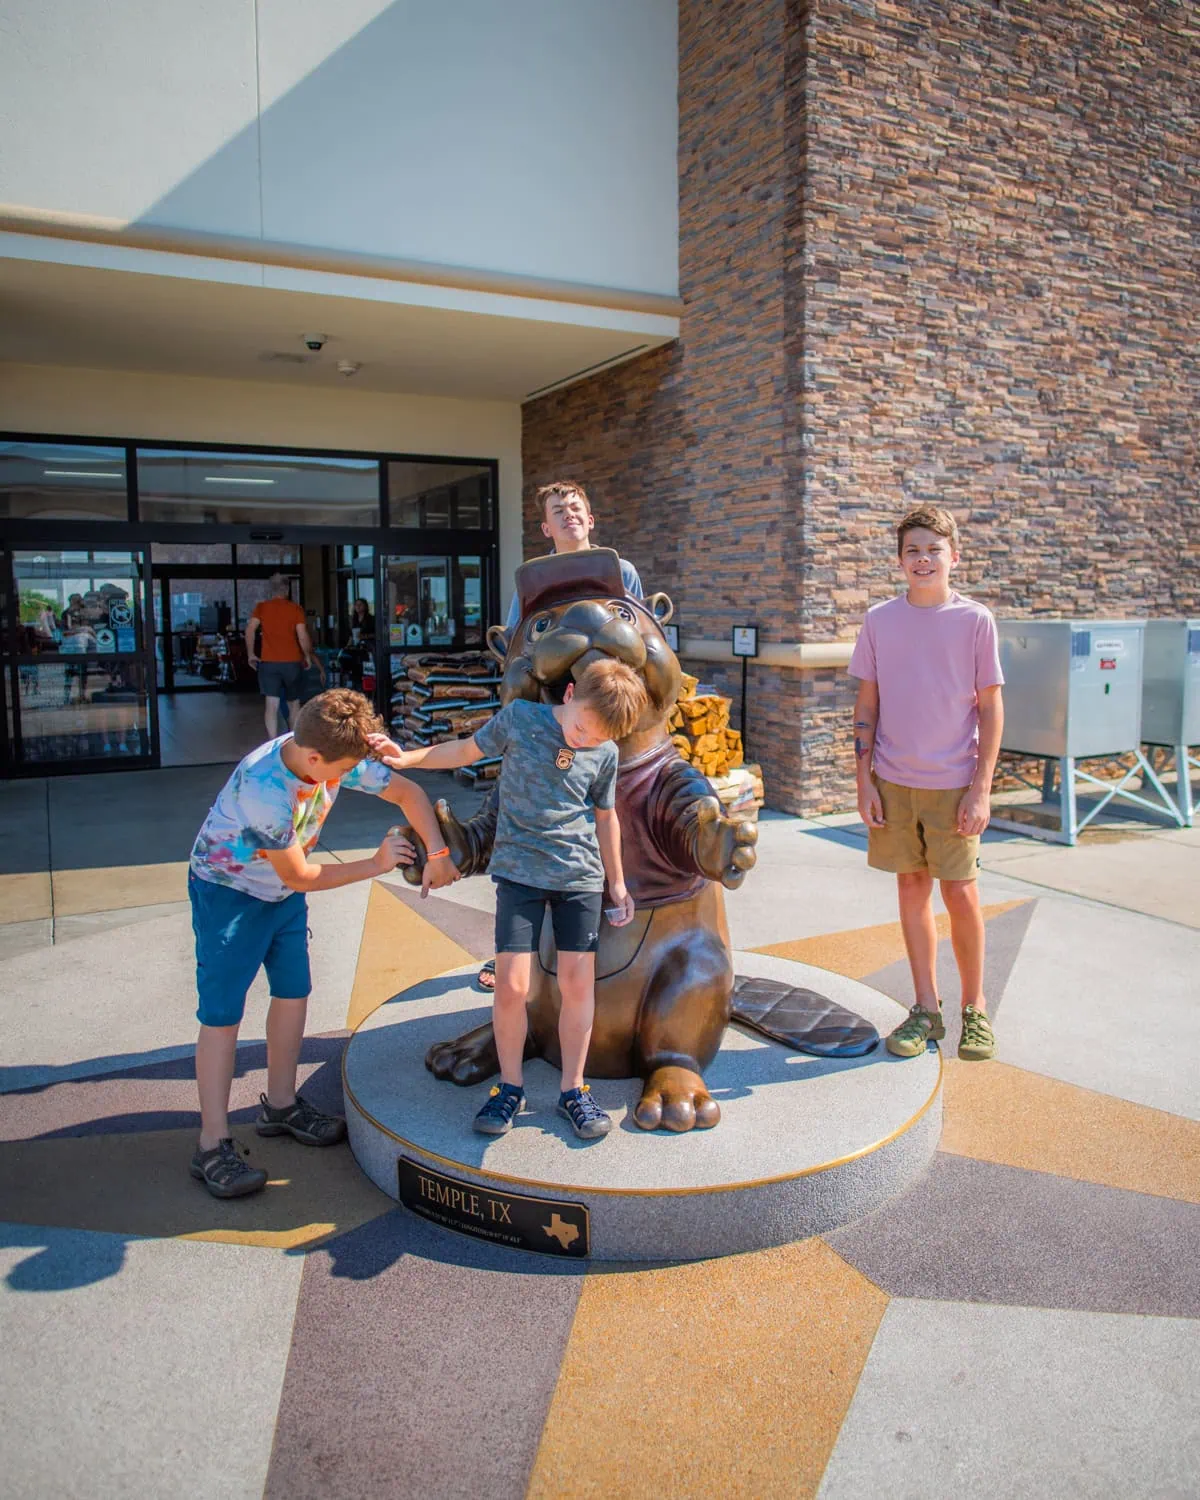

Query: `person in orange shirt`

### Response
(245, 574, 322, 739)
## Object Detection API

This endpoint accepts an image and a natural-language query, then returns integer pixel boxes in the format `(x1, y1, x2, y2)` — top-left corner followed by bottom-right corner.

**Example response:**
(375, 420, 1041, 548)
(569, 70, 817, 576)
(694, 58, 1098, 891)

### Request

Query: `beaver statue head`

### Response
(485, 549, 679, 751)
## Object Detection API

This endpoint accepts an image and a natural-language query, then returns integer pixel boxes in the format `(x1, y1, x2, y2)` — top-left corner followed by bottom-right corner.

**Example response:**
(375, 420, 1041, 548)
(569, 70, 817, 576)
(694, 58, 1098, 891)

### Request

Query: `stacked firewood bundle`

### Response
(389, 652, 501, 762)
(665, 672, 763, 820)
(666, 673, 745, 777)
(708, 764, 766, 823)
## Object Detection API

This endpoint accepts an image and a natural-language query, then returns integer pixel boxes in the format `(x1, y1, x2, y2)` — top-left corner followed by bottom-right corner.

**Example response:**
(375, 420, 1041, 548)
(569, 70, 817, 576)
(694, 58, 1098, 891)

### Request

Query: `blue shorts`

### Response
(189, 872, 311, 1027)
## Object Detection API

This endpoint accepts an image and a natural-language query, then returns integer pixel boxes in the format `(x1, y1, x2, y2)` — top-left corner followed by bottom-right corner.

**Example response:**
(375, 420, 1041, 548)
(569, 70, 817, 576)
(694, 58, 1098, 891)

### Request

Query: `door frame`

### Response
(153, 558, 302, 695)
(0, 539, 160, 776)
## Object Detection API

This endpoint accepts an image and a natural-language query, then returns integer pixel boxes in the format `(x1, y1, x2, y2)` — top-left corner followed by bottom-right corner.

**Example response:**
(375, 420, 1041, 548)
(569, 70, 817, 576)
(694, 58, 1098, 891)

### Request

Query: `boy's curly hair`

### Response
(896, 504, 960, 556)
(573, 658, 647, 741)
(292, 689, 383, 763)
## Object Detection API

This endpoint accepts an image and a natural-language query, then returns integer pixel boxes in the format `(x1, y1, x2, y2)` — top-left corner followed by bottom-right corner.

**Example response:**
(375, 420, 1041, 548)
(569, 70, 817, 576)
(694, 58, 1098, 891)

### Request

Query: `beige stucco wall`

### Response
(0, 360, 524, 618)
(0, 0, 678, 296)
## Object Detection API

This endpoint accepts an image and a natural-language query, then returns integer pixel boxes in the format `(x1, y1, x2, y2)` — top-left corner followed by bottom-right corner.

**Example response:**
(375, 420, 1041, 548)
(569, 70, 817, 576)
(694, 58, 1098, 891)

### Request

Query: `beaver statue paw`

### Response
(425, 1023, 500, 1085)
(400, 799, 482, 885)
(634, 1065, 721, 1132)
(693, 797, 758, 889)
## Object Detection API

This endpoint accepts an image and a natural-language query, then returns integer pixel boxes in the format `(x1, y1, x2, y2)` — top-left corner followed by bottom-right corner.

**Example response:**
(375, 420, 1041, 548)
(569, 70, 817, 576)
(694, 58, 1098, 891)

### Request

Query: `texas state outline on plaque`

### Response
(543, 1214, 580, 1250)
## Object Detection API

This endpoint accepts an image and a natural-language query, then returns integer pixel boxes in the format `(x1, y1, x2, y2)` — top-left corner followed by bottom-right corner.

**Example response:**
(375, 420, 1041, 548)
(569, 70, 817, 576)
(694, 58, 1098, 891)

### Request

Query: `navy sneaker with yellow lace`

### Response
(557, 1084, 612, 1140)
(473, 1082, 526, 1135)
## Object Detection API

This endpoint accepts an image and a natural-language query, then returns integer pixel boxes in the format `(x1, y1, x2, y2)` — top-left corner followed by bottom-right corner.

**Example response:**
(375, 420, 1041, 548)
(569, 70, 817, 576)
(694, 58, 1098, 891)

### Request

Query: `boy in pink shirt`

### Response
(848, 505, 1005, 1061)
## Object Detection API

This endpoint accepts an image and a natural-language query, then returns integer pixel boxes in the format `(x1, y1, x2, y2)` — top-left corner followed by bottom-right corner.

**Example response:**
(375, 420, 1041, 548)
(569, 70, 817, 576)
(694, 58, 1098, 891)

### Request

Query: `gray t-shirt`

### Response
(473, 699, 617, 892)
(504, 554, 643, 633)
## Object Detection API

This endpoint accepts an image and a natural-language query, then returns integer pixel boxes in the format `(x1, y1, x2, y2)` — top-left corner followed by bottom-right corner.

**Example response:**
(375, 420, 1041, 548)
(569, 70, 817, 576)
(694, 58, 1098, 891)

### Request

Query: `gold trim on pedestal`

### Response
(341, 1046, 943, 1201)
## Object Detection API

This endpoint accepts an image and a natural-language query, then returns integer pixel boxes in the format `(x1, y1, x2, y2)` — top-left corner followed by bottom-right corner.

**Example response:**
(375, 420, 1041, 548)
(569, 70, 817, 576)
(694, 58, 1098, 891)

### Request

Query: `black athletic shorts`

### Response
(258, 661, 303, 700)
(494, 879, 603, 954)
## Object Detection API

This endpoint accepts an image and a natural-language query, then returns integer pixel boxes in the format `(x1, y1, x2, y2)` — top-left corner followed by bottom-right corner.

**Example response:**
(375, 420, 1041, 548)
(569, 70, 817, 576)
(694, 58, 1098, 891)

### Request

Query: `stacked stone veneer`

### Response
(522, 0, 1200, 815)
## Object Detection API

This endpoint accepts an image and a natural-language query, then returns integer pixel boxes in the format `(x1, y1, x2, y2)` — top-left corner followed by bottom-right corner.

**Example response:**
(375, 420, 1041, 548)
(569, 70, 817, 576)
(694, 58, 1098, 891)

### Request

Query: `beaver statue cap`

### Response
(513, 547, 628, 626)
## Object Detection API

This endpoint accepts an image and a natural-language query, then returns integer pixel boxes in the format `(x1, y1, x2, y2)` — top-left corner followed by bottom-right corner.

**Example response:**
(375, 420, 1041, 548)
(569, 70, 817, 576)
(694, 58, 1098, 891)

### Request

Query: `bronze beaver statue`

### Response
(396, 547, 761, 1132)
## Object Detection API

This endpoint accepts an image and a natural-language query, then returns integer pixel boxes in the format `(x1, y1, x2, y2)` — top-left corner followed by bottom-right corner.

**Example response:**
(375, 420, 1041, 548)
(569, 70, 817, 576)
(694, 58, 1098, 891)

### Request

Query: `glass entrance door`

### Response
(2, 548, 155, 770)
(153, 568, 300, 693)
(155, 573, 247, 692)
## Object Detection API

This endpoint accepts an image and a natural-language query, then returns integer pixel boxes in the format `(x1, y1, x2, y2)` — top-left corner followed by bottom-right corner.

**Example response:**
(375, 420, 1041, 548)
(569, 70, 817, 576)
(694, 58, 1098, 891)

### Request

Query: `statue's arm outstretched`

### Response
(651, 756, 758, 890)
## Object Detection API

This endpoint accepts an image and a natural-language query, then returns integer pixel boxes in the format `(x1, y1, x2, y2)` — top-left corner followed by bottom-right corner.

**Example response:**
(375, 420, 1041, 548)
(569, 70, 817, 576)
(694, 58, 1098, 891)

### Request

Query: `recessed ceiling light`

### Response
(43, 469, 121, 479)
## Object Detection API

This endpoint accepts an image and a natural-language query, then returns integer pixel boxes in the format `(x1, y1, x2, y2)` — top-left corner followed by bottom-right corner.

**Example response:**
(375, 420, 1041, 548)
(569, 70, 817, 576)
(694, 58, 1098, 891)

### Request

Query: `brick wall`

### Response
(522, 0, 1200, 816)
(521, 0, 810, 809)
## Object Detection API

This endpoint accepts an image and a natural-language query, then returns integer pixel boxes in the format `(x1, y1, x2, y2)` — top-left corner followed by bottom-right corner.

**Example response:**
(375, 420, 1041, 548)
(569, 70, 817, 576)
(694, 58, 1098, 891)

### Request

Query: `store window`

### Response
(137, 450, 379, 527)
(235, 543, 301, 566)
(382, 554, 485, 650)
(0, 442, 128, 521)
(6, 549, 151, 766)
(387, 463, 493, 529)
(151, 542, 234, 565)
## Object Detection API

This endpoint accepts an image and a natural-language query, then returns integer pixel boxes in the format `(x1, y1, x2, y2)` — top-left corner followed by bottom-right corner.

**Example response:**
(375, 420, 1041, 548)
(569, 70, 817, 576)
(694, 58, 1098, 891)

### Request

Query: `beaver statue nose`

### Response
(532, 600, 647, 682)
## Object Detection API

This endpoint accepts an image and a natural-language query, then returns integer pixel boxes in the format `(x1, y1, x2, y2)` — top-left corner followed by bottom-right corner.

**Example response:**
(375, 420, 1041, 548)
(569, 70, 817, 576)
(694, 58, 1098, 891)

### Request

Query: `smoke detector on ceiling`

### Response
(336, 360, 361, 377)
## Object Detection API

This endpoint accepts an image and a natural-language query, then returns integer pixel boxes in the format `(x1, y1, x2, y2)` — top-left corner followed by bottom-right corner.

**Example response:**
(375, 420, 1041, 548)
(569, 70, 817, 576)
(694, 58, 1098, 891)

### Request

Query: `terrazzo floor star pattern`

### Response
(1, 769, 1198, 1497)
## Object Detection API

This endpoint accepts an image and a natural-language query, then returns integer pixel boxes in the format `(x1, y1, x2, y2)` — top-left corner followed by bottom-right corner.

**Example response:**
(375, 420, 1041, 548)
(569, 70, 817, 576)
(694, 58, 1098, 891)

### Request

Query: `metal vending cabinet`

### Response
(1141, 619, 1200, 825)
(994, 620, 1183, 844)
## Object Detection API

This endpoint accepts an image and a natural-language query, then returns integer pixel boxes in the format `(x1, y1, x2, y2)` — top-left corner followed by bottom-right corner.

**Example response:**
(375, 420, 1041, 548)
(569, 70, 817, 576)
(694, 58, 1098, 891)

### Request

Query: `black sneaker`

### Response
(473, 1083, 526, 1136)
(256, 1092, 347, 1146)
(557, 1085, 612, 1140)
(190, 1137, 268, 1199)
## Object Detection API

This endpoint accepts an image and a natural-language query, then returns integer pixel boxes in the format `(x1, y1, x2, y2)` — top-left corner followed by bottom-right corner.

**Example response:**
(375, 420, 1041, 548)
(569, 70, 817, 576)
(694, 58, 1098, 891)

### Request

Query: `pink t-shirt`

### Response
(848, 592, 1004, 790)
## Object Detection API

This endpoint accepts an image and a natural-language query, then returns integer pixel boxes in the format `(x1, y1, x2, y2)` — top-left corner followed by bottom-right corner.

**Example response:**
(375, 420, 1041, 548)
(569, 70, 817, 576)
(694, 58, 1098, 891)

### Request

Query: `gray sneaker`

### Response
(886, 1005, 945, 1058)
(256, 1092, 346, 1146)
(190, 1137, 268, 1199)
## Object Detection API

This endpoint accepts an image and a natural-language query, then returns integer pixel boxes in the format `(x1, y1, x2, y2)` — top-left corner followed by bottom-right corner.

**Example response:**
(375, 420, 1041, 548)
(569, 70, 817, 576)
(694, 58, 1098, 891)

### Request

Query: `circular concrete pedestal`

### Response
(344, 952, 941, 1262)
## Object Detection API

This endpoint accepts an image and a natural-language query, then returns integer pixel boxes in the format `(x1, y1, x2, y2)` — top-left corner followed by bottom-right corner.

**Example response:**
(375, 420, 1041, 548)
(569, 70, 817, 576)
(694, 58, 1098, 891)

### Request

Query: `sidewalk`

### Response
(1, 768, 1197, 1497)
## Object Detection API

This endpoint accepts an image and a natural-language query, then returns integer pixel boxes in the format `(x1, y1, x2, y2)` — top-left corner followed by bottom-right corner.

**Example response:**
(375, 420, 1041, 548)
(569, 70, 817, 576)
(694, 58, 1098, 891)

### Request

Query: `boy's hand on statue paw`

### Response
(372, 829, 417, 875)
(957, 787, 991, 837)
(857, 780, 886, 829)
(420, 852, 460, 897)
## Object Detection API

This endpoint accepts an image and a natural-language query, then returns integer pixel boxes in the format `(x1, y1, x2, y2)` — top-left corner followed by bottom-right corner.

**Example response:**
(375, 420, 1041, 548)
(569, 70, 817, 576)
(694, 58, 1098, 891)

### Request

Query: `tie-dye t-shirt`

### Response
(190, 735, 392, 902)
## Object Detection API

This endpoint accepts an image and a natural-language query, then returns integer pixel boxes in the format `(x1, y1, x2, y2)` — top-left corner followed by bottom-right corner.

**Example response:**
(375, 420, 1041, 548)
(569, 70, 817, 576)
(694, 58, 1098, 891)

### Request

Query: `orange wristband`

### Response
(426, 846, 450, 860)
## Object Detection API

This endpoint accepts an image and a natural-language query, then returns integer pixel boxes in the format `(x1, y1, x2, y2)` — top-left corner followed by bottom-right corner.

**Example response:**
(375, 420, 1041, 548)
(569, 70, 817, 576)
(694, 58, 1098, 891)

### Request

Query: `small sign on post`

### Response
(731, 625, 759, 756)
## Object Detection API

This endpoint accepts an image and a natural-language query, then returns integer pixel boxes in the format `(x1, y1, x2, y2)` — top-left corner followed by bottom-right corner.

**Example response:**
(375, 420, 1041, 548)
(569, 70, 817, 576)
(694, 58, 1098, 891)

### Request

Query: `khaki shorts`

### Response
(867, 777, 979, 882)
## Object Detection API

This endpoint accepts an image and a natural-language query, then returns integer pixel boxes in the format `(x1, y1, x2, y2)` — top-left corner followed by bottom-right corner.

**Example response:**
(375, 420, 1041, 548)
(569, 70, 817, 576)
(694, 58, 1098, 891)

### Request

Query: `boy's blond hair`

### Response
(293, 689, 383, 763)
(573, 658, 647, 741)
(536, 481, 591, 521)
(896, 504, 960, 555)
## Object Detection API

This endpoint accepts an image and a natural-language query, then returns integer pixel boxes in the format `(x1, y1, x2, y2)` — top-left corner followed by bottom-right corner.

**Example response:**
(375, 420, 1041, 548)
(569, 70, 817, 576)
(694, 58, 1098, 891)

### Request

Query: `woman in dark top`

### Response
(350, 598, 375, 638)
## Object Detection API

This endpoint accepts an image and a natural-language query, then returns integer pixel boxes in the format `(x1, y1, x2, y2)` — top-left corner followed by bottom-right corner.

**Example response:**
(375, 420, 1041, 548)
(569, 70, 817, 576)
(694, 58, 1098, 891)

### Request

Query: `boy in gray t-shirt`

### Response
(381, 659, 647, 1140)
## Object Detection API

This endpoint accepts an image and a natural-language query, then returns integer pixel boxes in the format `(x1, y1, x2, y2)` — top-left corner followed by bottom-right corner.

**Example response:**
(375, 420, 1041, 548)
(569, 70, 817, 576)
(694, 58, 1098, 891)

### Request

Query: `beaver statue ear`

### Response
(486, 624, 510, 664)
(646, 592, 674, 625)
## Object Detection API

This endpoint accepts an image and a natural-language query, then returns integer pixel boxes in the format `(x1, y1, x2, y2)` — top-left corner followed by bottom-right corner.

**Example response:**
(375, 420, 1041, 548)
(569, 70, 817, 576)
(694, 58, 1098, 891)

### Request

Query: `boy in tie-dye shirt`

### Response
(187, 689, 458, 1199)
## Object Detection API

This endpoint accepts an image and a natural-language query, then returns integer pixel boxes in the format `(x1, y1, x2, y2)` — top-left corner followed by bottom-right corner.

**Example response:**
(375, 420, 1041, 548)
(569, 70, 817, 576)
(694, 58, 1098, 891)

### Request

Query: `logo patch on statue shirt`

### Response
(555, 748, 576, 771)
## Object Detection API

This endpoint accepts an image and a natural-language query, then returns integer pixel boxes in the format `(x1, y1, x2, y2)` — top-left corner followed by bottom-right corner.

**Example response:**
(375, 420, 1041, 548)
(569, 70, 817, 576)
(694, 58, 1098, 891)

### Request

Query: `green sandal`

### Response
(886, 1005, 945, 1058)
(958, 1005, 996, 1061)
